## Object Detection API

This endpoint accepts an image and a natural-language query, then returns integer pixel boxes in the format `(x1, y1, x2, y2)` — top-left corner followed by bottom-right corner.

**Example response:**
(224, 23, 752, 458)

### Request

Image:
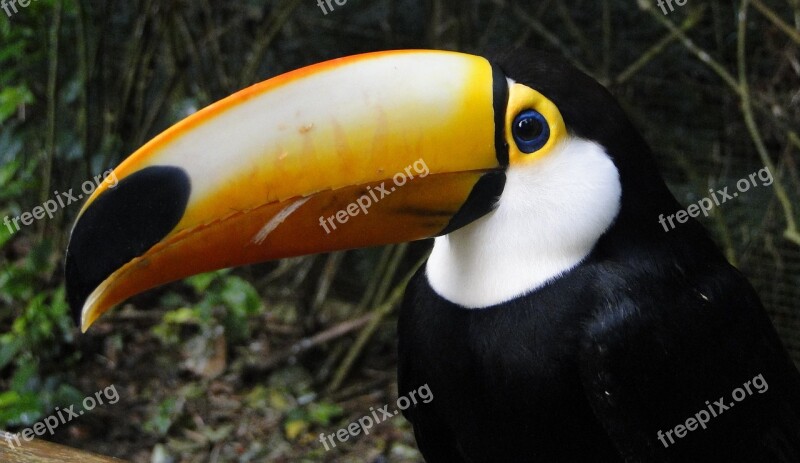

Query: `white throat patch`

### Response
(425, 138, 622, 309)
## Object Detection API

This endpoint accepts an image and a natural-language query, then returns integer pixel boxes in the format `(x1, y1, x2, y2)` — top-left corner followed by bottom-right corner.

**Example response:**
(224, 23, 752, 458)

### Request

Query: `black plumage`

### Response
(397, 52, 800, 463)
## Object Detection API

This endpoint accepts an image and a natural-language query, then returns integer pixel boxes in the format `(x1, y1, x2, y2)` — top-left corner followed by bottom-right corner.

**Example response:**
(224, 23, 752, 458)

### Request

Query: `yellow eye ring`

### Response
(504, 83, 567, 165)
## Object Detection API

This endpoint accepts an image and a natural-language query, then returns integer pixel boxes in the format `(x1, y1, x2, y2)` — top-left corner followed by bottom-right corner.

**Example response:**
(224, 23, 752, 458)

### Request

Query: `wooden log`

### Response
(0, 431, 125, 463)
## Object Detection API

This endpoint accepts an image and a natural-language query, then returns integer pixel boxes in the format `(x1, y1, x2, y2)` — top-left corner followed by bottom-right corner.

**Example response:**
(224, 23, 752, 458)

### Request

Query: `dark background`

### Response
(1, 0, 799, 461)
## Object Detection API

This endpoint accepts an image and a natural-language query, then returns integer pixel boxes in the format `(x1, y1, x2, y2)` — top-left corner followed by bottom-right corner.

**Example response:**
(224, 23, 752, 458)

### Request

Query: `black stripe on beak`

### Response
(492, 62, 510, 167)
(438, 63, 508, 236)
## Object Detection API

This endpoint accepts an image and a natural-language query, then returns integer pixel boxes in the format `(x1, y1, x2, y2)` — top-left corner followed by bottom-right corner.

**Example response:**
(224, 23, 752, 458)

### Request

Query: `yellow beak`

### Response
(66, 50, 509, 332)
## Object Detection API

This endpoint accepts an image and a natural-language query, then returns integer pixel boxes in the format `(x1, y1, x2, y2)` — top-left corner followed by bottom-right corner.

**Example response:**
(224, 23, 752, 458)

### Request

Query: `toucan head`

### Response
(66, 49, 673, 331)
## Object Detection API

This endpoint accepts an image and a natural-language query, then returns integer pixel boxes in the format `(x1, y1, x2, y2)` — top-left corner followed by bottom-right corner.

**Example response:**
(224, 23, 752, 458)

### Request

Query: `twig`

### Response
(643, 3, 741, 94)
(616, 7, 705, 85)
(370, 244, 408, 313)
(780, 132, 800, 203)
(354, 245, 395, 314)
(644, 1, 800, 247)
(131, 13, 170, 149)
(674, 148, 738, 264)
(327, 250, 426, 393)
(110, 0, 154, 165)
(789, 131, 800, 152)
(751, 0, 800, 45)
(512, 3, 592, 76)
(201, 0, 232, 92)
(601, 0, 612, 82)
(554, 2, 592, 61)
(312, 251, 345, 312)
(38, 0, 62, 241)
(74, 0, 90, 181)
(249, 313, 374, 373)
(239, 0, 301, 88)
(737, 0, 800, 246)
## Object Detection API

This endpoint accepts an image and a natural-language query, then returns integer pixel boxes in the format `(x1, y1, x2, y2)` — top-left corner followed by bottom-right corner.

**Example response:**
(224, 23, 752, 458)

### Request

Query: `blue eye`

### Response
(512, 110, 550, 154)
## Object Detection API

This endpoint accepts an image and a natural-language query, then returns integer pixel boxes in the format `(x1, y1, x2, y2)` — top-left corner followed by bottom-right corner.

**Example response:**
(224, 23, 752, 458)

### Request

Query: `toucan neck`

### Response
(426, 138, 623, 309)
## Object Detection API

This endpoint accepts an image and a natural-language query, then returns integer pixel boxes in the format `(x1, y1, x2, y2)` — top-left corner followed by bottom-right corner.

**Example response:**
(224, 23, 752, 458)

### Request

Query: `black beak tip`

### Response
(64, 165, 192, 327)
(65, 249, 92, 327)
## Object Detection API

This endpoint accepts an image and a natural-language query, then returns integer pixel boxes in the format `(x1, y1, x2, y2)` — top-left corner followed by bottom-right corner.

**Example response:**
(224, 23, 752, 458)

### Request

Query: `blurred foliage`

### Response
(153, 270, 263, 345)
(0, 0, 798, 461)
(0, 239, 80, 427)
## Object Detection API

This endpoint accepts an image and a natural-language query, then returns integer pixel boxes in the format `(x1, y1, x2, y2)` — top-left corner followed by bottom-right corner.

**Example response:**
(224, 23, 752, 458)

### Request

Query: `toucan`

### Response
(65, 50, 800, 462)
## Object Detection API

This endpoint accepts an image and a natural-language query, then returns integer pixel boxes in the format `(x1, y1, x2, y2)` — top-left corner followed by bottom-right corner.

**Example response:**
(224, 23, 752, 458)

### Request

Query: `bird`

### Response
(65, 49, 800, 462)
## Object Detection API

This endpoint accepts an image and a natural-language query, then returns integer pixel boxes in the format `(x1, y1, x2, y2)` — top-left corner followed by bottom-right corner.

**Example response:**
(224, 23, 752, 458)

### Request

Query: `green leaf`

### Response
(220, 276, 262, 315)
(0, 390, 43, 427)
(10, 357, 40, 392)
(0, 39, 25, 62)
(144, 397, 185, 436)
(0, 85, 34, 124)
(0, 223, 14, 248)
(185, 270, 227, 293)
(0, 334, 22, 370)
(307, 402, 344, 426)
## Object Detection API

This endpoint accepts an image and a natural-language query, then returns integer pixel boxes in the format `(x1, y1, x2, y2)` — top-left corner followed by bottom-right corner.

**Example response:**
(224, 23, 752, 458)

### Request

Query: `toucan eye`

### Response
(512, 110, 550, 154)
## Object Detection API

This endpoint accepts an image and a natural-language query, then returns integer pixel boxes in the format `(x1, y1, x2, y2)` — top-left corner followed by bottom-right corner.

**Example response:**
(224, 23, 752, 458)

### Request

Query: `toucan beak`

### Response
(66, 50, 509, 332)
